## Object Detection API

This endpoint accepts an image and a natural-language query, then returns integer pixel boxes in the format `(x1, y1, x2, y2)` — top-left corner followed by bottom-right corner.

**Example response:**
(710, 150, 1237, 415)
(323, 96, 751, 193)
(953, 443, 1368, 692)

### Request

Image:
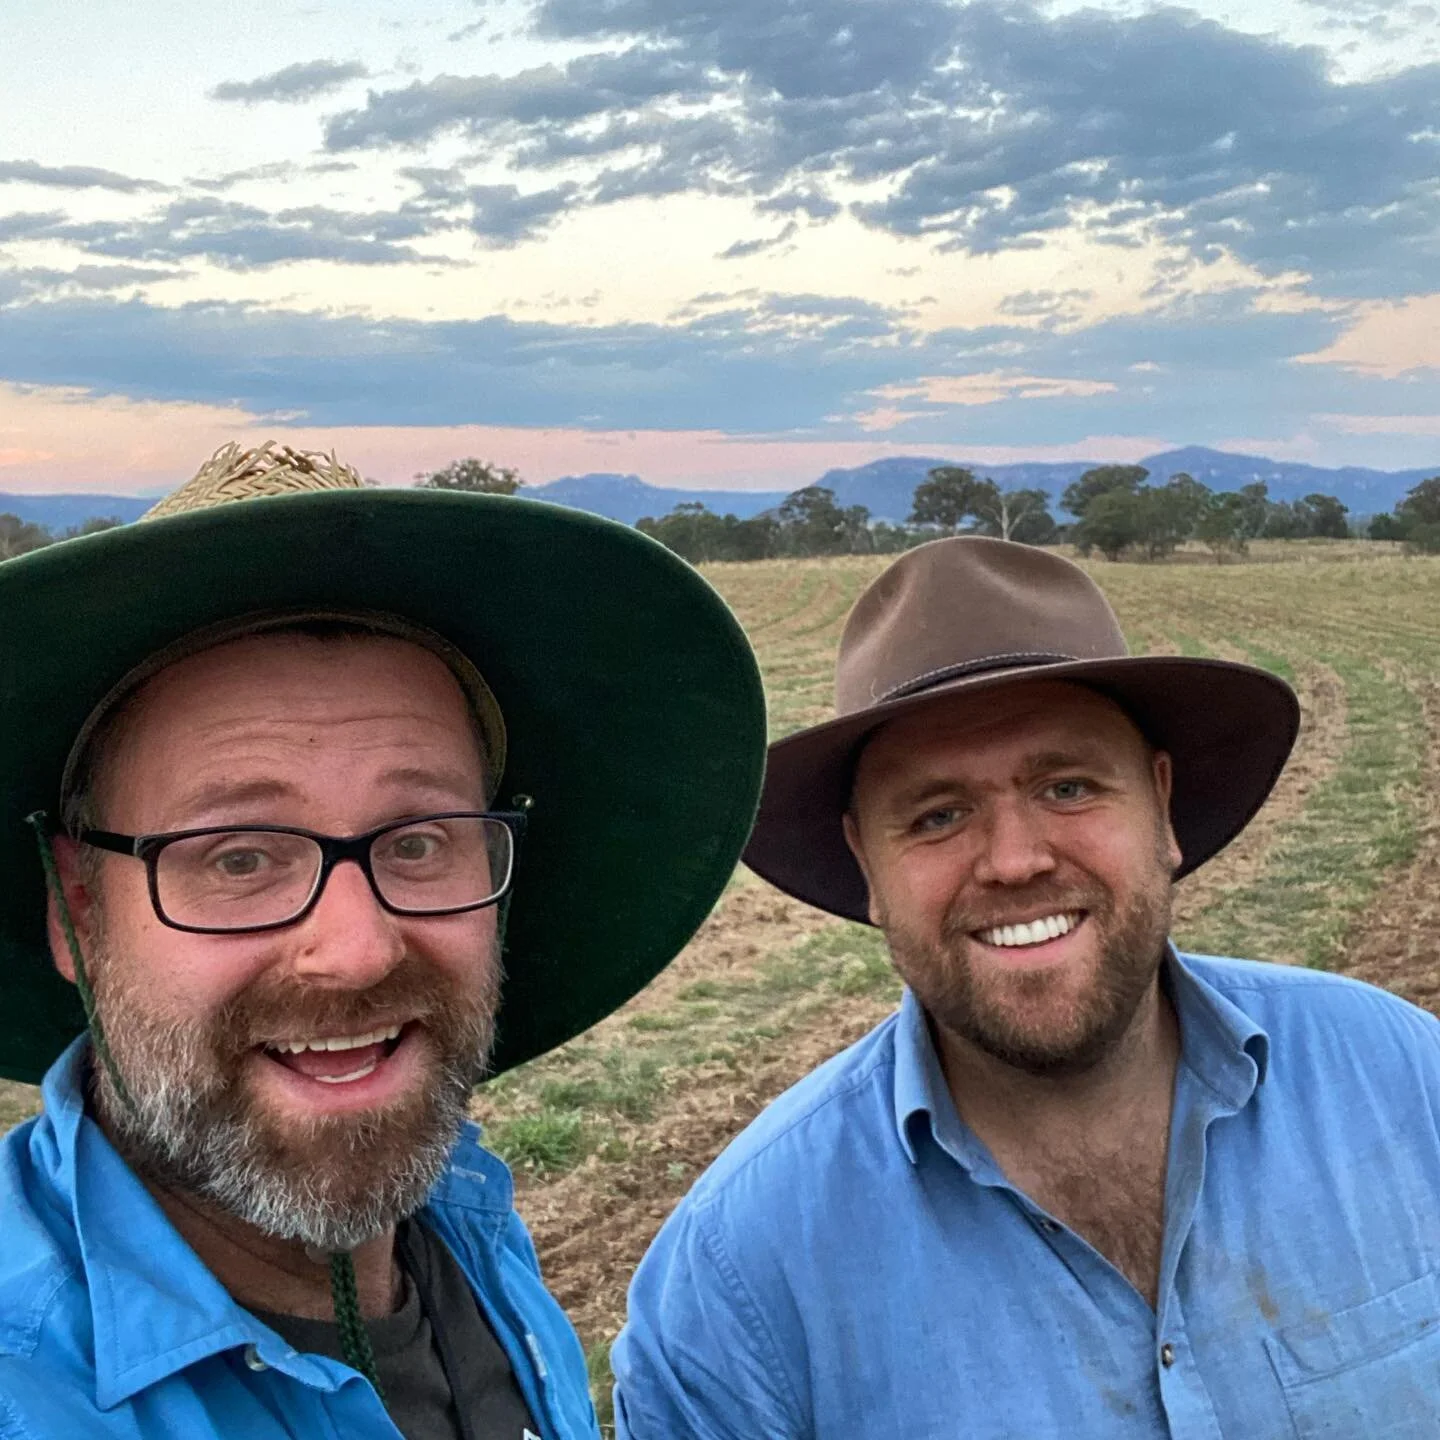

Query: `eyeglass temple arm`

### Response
(74, 829, 147, 857)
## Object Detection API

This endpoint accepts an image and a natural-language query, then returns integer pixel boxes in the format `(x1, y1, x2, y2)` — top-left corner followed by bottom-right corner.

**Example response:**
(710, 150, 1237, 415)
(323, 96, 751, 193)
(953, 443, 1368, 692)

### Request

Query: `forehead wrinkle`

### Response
(91, 635, 486, 828)
(853, 684, 1149, 818)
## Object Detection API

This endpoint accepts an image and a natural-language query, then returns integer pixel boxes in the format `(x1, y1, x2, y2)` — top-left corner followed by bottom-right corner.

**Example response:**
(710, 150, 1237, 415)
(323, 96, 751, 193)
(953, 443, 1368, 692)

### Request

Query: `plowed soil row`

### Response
(1334, 682, 1440, 1013)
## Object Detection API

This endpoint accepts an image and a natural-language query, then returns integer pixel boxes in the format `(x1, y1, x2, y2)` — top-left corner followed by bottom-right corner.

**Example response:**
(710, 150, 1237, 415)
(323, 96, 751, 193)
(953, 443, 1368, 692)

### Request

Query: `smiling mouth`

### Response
(972, 911, 1086, 950)
(260, 1023, 410, 1085)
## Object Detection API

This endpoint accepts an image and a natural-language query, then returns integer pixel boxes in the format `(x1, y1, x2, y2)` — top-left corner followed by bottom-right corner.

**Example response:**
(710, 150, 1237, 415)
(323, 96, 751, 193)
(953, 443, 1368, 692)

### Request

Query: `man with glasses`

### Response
(0, 443, 765, 1439)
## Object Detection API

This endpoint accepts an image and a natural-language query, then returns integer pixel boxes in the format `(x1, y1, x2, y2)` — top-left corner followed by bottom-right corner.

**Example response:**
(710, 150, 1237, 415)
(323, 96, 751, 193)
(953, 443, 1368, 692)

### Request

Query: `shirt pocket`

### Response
(1263, 1269, 1440, 1439)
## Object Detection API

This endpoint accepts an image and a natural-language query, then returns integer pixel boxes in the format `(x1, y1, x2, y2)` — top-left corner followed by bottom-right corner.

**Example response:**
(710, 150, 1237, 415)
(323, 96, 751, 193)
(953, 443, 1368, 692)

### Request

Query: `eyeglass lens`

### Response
(152, 816, 513, 929)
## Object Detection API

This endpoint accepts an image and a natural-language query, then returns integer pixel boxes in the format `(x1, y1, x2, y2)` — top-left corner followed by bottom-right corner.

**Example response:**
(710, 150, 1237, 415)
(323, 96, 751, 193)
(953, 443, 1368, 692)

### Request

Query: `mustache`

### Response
(939, 883, 1110, 939)
(207, 954, 479, 1055)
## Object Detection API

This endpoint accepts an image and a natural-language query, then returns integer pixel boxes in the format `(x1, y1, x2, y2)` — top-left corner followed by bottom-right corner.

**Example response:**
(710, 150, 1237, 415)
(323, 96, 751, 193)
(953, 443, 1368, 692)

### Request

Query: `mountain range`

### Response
(524, 448, 1438, 525)
(3, 447, 1435, 533)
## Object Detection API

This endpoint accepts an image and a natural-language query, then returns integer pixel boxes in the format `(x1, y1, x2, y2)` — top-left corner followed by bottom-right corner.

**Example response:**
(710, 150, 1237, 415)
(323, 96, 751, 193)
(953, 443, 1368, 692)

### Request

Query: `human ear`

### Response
(45, 835, 98, 985)
(842, 811, 884, 927)
(1151, 751, 1183, 874)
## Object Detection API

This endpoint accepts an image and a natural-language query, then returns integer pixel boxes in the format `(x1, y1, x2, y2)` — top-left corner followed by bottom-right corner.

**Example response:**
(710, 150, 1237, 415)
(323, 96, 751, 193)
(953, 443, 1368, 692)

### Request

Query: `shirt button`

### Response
(1160, 1343, 1176, 1368)
(243, 1344, 269, 1372)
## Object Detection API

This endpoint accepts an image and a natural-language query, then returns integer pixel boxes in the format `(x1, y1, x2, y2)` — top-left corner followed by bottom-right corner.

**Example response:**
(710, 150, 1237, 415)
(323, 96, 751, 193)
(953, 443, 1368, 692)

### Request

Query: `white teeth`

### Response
(268, 1024, 401, 1055)
(977, 913, 1080, 948)
(312, 1058, 381, 1085)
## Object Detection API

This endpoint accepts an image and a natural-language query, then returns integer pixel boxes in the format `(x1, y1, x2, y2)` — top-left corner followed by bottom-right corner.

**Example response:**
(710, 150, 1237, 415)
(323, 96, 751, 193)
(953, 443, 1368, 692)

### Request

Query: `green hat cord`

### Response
(26, 813, 385, 1399)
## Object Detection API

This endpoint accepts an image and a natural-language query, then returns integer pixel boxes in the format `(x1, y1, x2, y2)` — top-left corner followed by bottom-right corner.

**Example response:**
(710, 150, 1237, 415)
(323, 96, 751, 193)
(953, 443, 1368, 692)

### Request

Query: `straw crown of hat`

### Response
(743, 536, 1299, 923)
(142, 441, 365, 520)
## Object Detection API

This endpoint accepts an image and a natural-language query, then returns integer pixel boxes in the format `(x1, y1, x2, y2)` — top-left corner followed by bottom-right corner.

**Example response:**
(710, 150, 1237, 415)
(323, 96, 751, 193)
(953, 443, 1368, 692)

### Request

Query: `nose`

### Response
(970, 797, 1056, 889)
(289, 857, 406, 988)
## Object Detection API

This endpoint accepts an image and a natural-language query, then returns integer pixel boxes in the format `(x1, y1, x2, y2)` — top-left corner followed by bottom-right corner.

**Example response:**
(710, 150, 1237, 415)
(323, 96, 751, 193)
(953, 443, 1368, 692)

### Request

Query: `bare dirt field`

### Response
(4, 543, 1439, 1427)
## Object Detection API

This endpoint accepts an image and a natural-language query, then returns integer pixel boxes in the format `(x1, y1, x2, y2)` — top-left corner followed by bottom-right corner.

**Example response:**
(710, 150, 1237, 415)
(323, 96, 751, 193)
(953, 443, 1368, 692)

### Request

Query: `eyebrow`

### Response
(162, 766, 485, 827)
(1020, 747, 1123, 779)
(374, 765, 488, 803)
(878, 745, 1123, 816)
(166, 777, 297, 821)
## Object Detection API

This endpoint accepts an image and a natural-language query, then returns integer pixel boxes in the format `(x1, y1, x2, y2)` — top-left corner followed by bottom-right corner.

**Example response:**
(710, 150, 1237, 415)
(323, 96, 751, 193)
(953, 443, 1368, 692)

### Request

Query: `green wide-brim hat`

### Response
(0, 470, 766, 1084)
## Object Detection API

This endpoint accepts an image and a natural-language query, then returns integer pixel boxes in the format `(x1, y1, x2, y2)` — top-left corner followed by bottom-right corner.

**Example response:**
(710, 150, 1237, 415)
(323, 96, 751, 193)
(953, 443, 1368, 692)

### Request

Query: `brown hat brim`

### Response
(742, 656, 1300, 923)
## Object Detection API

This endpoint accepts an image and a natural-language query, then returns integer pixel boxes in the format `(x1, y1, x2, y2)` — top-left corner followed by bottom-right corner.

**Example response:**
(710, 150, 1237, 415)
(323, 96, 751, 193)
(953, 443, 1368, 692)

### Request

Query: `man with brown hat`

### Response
(0, 443, 766, 1438)
(612, 537, 1440, 1438)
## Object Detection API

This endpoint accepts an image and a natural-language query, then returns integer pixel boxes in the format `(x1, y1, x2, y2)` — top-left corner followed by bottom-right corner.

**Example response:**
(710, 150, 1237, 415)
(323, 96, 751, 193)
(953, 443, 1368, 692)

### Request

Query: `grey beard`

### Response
(99, 1022, 484, 1251)
(90, 939, 496, 1252)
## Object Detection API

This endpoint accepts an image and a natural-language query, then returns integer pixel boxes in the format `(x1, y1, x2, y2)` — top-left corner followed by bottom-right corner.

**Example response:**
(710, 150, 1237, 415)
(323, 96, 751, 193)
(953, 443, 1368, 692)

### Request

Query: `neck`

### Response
(933, 973, 1181, 1155)
(94, 1109, 403, 1321)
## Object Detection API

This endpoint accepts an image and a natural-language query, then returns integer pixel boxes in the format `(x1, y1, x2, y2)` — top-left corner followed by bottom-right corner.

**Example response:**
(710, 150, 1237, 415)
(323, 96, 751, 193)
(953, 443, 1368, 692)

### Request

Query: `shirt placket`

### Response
(1148, 1062, 1252, 1440)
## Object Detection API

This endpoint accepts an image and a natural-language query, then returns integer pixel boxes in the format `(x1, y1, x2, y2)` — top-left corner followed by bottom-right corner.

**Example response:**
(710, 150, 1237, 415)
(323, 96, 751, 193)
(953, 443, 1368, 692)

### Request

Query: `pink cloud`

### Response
(1296, 295, 1440, 377)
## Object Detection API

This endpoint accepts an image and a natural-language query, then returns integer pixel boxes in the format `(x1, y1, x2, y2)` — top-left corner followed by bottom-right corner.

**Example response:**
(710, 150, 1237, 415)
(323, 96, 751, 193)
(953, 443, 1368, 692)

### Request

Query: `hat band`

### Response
(877, 652, 1078, 705)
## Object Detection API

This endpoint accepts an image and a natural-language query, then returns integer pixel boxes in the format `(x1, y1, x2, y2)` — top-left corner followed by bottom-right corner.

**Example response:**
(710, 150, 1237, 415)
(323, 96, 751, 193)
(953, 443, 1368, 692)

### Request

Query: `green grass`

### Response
(1177, 657, 1424, 968)
(485, 1108, 590, 1174)
(474, 919, 900, 1181)
(0, 1081, 39, 1133)
(538, 1050, 666, 1123)
(587, 1339, 616, 1435)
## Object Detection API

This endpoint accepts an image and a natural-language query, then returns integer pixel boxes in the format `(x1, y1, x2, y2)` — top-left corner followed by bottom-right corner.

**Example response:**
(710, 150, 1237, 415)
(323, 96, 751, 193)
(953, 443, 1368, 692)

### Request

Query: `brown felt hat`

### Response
(742, 536, 1300, 923)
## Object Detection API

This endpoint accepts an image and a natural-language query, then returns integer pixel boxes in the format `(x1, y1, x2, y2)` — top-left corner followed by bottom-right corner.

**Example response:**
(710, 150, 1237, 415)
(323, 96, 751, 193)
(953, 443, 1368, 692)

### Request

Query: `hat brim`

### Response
(0, 490, 766, 1084)
(742, 656, 1299, 923)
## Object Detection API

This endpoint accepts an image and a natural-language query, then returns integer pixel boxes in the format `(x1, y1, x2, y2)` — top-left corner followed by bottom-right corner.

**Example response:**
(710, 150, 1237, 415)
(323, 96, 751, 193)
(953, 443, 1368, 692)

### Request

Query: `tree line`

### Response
(11, 455, 1439, 567)
(0, 513, 122, 560)
(634, 463, 1439, 565)
(345, 455, 1440, 565)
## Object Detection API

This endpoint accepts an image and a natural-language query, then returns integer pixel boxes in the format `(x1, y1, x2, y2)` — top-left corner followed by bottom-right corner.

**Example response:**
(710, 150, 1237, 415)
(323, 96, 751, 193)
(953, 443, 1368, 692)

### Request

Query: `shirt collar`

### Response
(36, 1037, 507, 1409)
(1167, 948, 1270, 1103)
(892, 948, 1271, 1167)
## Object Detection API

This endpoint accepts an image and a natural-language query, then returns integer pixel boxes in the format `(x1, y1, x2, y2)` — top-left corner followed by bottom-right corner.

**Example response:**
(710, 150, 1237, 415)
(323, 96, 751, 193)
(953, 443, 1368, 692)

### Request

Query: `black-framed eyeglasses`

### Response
(77, 810, 528, 935)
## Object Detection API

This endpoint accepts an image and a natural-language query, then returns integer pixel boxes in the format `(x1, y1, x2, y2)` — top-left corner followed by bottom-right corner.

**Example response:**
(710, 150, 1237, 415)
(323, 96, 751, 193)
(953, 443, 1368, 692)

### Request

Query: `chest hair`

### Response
(995, 1126, 1170, 1307)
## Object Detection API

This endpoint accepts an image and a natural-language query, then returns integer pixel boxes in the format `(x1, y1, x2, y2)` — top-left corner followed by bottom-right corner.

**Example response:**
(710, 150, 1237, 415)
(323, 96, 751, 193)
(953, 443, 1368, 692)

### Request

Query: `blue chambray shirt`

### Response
(0, 1038, 599, 1440)
(613, 953, 1440, 1438)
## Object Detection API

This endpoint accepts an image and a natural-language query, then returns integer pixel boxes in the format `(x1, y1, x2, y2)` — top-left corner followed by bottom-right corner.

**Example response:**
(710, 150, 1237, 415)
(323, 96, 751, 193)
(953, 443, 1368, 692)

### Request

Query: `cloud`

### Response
(1315, 413, 1440, 438)
(998, 289, 1095, 322)
(2, 281, 1408, 458)
(873, 373, 1120, 407)
(1, 264, 177, 298)
(324, 48, 716, 150)
(0, 211, 65, 242)
(0, 160, 163, 193)
(0, 292, 978, 434)
(191, 159, 359, 193)
(212, 60, 370, 104)
(1296, 293, 1440, 376)
(467, 182, 581, 245)
(314, 0, 1439, 298)
(718, 222, 798, 259)
(25, 196, 442, 270)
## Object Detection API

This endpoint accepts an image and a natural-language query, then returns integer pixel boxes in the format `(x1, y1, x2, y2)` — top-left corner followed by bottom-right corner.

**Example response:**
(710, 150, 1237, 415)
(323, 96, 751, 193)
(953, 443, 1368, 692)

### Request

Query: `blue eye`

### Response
(1047, 780, 1090, 802)
(914, 808, 961, 833)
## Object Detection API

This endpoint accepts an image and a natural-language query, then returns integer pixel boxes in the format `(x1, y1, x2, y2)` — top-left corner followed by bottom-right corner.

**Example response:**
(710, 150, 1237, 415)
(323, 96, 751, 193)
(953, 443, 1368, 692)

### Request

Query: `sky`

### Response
(1, 0, 1437, 494)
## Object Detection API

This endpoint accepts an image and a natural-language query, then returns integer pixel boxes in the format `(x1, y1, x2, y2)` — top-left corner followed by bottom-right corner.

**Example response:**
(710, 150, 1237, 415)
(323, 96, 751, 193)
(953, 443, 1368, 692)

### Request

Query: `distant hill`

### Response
(526, 473, 787, 525)
(0, 493, 152, 530)
(528, 448, 1439, 524)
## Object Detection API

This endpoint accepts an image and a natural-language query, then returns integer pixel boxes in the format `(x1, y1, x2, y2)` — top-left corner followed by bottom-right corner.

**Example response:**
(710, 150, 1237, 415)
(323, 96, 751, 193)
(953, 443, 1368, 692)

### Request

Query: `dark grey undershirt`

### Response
(253, 1220, 538, 1440)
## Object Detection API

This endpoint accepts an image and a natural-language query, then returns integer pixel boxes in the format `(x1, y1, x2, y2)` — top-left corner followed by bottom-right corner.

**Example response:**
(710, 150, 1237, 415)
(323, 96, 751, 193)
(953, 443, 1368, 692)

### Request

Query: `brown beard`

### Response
(88, 938, 500, 1251)
(880, 844, 1175, 1078)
